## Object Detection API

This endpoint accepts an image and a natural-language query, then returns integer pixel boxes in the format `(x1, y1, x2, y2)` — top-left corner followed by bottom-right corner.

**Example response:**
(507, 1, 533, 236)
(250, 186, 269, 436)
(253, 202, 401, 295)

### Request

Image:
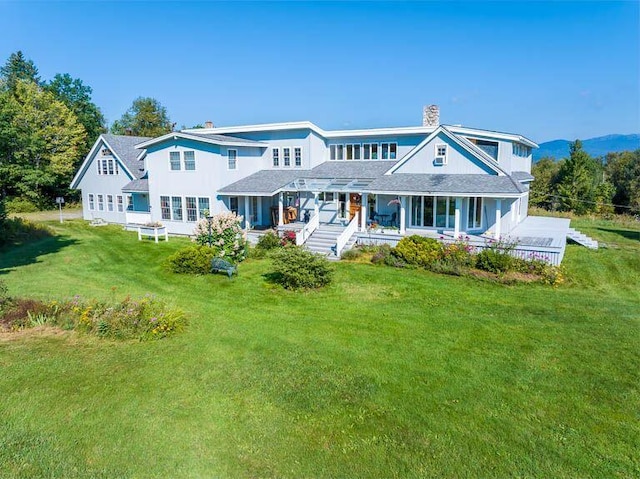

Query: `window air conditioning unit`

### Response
(434, 156, 446, 166)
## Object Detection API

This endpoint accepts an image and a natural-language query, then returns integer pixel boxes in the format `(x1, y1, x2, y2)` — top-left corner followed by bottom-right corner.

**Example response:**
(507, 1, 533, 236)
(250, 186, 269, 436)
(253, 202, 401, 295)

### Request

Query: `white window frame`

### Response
(107, 194, 114, 212)
(435, 144, 448, 165)
(171, 196, 183, 221)
(294, 147, 302, 167)
(126, 195, 133, 211)
(272, 148, 280, 167)
(117, 195, 124, 212)
(88, 194, 95, 211)
(185, 196, 198, 222)
(97, 194, 104, 211)
(283, 148, 291, 167)
(160, 196, 171, 220)
(329, 145, 337, 161)
(467, 197, 482, 230)
(227, 149, 237, 170)
(101, 148, 111, 156)
(183, 150, 196, 171)
(198, 197, 210, 218)
(170, 151, 181, 171)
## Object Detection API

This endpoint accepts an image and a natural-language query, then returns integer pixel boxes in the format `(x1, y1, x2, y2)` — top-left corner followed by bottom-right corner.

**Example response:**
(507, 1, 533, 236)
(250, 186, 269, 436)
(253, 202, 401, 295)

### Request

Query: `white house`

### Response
(71, 106, 575, 263)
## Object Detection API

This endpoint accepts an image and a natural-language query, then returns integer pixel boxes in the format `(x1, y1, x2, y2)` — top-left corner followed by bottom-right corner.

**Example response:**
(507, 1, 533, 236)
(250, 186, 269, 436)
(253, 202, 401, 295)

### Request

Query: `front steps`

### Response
(304, 224, 356, 260)
(567, 227, 599, 249)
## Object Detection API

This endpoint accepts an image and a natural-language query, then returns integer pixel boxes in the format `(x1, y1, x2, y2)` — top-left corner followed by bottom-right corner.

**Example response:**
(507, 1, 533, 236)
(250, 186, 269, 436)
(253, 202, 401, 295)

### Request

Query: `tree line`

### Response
(0, 51, 173, 211)
(530, 140, 640, 215)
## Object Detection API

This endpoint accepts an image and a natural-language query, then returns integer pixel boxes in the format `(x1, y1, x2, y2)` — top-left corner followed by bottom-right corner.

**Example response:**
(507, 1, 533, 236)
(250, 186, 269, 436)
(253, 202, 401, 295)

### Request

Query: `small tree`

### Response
(270, 247, 334, 289)
(193, 212, 248, 263)
(111, 97, 172, 137)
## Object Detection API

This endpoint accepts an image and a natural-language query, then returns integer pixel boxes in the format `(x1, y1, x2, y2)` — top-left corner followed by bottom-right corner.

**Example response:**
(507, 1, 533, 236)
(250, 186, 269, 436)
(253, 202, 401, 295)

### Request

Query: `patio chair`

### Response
(390, 212, 397, 227)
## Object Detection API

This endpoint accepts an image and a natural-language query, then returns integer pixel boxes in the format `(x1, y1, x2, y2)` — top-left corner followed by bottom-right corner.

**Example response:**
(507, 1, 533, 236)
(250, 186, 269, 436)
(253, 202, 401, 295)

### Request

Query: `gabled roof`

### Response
(70, 134, 151, 189)
(386, 125, 508, 176)
(367, 174, 526, 196)
(135, 131, 268, 149)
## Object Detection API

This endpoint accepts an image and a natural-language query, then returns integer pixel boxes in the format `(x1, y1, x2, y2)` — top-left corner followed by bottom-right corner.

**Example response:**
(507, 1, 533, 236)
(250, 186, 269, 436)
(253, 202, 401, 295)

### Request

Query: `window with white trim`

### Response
(186, 196, 197, 222)
(97, 194, 104, 211)
(198, 197, 210, 218)
(468, 197, 482, 229)
(434, 144, 448, 165)
(117, 195, 124, 212)
(329, 145, 337, 161)
(107, 194, 114, 212)
(88, 194, 95, 210)
(381, 143, 397, 160)
(272, 148, 280, 167)
(318, 192, 334, 202)
(126, 195, 133, 211)
(294, 147, 302, 167)
(101, 148, 112, 156)
(160, 196, 171, 220)
(283, 148, 291, 167)
(172, 196, 183, 220)
(170, 151, 181, 170)
(227, 149, 237, 170)
(183, 151, 196, 170)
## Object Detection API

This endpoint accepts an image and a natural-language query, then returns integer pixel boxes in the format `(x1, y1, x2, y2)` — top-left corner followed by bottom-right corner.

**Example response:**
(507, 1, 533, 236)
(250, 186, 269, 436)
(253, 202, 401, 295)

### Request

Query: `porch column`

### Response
(244, 196, 250, 230)
(257, 197, 263, 225)
(399, 196, 407, 234)
(360, 193, 368, 231)
(313, 192, 319, 217)
(278, 193, 284, 226)
(495, 198, 502, 239)
(454, 197, 462, 238)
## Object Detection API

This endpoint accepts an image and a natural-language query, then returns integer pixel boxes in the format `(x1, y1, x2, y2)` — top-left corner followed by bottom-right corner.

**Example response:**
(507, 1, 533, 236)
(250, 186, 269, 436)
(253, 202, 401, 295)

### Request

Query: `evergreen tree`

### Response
(556, 140, 601, 214)
(530, 157, 561, 209)
(111, 97, 172, 137)
(605, 150, 640, 213)
(0, 51, 40, 92)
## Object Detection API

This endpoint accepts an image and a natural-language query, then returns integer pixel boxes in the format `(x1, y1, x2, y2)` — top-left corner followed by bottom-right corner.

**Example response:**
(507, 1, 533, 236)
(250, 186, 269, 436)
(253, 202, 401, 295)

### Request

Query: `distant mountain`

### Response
(533, 134, 640, 161)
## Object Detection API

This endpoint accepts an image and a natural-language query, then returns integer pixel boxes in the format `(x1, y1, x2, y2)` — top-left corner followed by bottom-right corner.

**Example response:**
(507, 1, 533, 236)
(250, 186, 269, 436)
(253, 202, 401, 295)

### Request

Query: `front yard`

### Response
(0, 218, 638, 478)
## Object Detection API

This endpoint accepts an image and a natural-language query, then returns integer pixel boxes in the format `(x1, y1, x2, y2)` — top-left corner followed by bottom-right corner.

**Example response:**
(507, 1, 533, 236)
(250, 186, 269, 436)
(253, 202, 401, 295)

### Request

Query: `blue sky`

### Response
(1, 1, 638, 142)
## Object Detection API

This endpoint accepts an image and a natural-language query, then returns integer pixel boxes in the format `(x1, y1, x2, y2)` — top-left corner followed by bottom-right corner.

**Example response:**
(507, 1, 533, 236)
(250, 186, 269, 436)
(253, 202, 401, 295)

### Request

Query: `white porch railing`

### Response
(125, 211, 152, 225)
(335, 213, 359, 257)
(295, 213, 320, 246)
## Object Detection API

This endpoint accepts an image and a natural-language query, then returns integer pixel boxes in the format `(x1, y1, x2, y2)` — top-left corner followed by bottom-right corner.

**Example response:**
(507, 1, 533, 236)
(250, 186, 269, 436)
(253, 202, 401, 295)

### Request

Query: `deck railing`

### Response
(125, 211, 152, 225)
(295, 213, 320, 245)
(335, 213, 359, 256)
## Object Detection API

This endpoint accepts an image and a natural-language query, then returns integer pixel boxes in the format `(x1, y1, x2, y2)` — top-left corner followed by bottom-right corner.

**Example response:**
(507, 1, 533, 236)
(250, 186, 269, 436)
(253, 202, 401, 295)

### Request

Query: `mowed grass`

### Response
(0, 218, 638, 478)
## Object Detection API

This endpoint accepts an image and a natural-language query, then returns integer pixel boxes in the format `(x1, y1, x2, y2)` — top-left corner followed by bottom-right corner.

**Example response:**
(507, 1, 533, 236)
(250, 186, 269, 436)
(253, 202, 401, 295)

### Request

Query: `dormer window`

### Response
(434, 144, 448, 165)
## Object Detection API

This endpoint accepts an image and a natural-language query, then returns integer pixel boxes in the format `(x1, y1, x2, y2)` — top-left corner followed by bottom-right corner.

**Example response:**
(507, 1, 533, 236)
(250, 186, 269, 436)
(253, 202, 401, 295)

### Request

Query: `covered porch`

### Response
(122, 179, 151, 225)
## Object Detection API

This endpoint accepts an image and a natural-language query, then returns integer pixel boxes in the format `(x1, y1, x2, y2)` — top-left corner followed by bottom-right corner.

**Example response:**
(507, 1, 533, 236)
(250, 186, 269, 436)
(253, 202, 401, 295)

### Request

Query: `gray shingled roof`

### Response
(309, 160, 397, 178)
(367, 174, 526, 195)
(122, 179, 149, 192)
(511, 171, 534, 182)
(102, 134, 151, 179)
(219, 169, 312, 195)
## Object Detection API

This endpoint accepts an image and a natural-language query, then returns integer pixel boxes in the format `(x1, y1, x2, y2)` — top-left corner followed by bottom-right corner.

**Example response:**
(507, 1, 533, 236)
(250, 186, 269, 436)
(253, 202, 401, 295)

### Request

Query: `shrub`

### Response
(340, 248, 363, 260)
(0, 294, 187, 340)
(392, 235, 444, 267)
(475, 248, 513, 273)
(270, 246, 334, 289)
(166, 245, 217, 274)
(192, 212, 248, 263)
(4, 197, 39, 213)
(371, 244, 405, 267)
(0, 217, 53, 248)
(256, 230, 282, 250)
(281, 230, 297, 246)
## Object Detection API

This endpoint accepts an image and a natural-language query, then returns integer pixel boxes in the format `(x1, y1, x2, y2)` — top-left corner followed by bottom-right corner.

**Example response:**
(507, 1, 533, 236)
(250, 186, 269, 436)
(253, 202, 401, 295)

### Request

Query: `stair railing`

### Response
(335, 213, 359, 257)
(295, 212, 320, 246)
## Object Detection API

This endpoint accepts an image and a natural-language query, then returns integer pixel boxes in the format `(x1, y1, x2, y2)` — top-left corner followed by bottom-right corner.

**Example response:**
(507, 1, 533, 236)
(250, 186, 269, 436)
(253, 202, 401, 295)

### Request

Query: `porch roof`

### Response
(218, 169, 311, 195)
(366, 173, 526, 196)
(512, 171, 535, 182)
(122, 178, 149, 192)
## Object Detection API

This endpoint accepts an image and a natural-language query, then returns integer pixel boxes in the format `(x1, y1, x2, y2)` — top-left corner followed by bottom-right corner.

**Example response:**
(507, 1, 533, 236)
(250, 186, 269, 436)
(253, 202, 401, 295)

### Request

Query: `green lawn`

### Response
(1, 218, 639, 478)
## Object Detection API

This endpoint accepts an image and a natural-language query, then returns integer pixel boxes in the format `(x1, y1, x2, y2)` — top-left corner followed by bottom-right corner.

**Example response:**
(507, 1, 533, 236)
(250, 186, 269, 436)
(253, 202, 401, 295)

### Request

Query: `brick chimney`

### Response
(422, 105, 439, 127)
(204, 120, 214, 129)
